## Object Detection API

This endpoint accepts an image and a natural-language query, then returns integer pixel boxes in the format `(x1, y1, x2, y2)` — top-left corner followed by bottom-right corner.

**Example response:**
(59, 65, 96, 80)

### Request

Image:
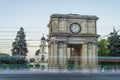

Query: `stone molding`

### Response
(49, 33, 100, 38)
(51, 14, 99, 20)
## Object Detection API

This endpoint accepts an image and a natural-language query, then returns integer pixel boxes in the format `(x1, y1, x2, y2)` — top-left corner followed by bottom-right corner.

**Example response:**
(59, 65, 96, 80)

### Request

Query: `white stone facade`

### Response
(35, 36, 48, 70)
(47, 14, 100, 72)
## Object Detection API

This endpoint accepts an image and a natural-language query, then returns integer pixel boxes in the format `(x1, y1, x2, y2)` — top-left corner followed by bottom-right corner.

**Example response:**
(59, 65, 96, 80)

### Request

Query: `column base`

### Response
(81, 65, 99, 73)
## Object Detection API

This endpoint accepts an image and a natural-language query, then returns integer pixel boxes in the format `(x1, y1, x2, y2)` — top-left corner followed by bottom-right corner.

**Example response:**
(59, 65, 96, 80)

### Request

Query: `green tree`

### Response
(28, 64, 34, 69)
(11, 27, 28, 57)
(67, 59, 74, 70)
(35, 64, 40, 69)
(29, 58, 35, 63)
(0, 53, 10, 56)
(108, 28, 120, 56)
(98, 39, 109, 56)
(2, 63, 9, 69)
(0, 53, 10, 64)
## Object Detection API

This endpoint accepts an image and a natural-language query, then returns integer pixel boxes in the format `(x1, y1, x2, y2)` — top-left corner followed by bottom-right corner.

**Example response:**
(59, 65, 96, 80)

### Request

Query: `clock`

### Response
(70, 23, 81, 33)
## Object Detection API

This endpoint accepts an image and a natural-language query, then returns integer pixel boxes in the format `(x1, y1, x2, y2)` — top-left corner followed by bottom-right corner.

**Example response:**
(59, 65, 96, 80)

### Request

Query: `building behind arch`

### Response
(35, 36, 48, 70)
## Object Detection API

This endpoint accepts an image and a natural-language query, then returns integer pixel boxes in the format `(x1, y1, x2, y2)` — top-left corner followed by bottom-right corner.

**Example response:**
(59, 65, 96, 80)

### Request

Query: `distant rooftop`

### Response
(51, 14, 99, 20)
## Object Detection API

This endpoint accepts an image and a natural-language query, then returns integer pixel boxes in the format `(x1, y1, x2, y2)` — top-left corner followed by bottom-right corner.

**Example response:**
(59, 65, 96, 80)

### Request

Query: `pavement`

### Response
(0, 71, 120, 80)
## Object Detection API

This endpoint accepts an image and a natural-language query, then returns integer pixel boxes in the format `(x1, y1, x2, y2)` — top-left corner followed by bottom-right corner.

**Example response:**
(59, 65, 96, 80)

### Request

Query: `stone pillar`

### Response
(57, 41, 63, 69)
(92, 43, 96, 65)
(51, 42, 54, 68)
(54, 41, 58, 67)
(48, 44, 51, 67)
(87, 42, 93, 72)
(85, 42, 98, 73)
(63, 42, 67, 65)
(81, 43, 88, 71)
(48, 42, 53, 69)
(93, 43, 99, 72)
(89, 43, 92, 67)
(95, 43, 98, 65)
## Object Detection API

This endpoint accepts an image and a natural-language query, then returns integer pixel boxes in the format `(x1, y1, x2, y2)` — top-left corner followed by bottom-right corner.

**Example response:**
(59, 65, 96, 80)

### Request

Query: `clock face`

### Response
(70, 23, 81, 33)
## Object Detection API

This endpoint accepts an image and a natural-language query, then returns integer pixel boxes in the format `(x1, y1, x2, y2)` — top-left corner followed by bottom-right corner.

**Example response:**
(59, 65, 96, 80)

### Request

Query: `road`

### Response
(0, 71, 120, 80)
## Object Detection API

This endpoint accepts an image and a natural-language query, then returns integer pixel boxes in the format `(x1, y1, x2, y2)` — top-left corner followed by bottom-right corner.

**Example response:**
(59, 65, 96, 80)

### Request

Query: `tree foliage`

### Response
(11, 27, 28, 56)
(98, 39, 109, 56)
(28, 64, 34, 68)
(0, 53, 10, 56)
(0, 56, 28, 68)
(35, 64, 40, 68)
(29, 58, 35, 63)
(108, 28, 120, 56)
(67, 59, 74, 70)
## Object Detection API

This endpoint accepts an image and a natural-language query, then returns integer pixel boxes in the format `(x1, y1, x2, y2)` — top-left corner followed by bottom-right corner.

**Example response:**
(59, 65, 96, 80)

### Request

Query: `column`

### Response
(54, 41, 58, 66)
(94, 43, 99, 68)
(57, 41, 64, 69)
(63, 42, 67, 65)
(82, 43, 87, 68)
(92, 43, 96, 65)
(48, 44, 51, 66)
(51, 42, 54, 68)
(48, 42, 53, 69)
(86, 42, 92, 72)
(92, 43, 98, 72)
(89, 44, 92, 66)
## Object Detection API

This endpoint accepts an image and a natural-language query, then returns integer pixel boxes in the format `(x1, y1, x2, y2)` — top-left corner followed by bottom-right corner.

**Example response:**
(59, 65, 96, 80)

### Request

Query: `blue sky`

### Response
(0, 0, 120, 57)
(0, 0, 120, 37)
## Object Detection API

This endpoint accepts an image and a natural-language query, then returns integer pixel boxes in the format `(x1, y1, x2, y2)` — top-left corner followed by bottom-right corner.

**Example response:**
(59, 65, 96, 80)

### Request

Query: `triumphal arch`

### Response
(47, 14, 99, 72)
